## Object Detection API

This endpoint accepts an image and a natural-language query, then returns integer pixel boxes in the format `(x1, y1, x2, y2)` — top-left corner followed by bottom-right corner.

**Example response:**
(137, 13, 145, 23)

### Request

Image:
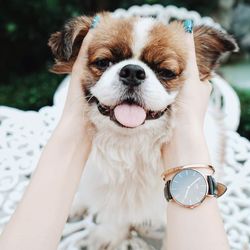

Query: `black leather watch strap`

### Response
(207, 175, 217, 196)
(206, 175, 227, 197)
(164, 180, 172, 201)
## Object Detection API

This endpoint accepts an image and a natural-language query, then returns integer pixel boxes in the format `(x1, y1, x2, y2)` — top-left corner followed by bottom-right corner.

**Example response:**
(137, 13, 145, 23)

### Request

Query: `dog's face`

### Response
(49, 13, 237, 131)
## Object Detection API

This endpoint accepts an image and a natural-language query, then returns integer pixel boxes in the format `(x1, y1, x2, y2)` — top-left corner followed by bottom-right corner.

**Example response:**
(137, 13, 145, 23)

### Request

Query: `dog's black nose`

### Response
(119, 64, 146, 86)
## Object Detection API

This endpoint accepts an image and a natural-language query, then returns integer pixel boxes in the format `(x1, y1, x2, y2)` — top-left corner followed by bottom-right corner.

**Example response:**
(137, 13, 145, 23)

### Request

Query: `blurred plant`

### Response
(0, 71, 63, 110)
(231, 3, 250, 53)
(234, 87, 250, 139)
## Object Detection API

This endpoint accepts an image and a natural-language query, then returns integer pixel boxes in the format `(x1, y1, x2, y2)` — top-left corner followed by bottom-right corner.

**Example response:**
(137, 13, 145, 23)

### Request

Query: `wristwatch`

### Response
(164, 168, 227, 208)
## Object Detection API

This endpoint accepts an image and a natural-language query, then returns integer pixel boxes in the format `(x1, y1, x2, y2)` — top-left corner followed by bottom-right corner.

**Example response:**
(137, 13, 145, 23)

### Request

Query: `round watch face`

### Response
(170, 169, 208, 207)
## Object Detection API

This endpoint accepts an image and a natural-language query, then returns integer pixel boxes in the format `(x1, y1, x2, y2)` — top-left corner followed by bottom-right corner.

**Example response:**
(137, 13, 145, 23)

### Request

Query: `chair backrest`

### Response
(113, 4, 222, 29)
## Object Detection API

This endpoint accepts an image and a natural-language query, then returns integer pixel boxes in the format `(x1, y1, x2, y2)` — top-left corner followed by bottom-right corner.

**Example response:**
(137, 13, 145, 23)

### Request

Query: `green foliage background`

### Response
(0, 0, 249, 138)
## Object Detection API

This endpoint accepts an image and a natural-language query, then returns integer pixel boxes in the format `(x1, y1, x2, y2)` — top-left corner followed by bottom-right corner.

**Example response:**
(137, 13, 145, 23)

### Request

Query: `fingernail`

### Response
(183, 19, 193, 33)
(90, 15, 100, 29)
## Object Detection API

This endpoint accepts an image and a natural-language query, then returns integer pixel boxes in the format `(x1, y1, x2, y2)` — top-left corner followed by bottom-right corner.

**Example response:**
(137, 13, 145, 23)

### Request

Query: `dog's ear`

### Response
(48, 15, 92, 74)
(194, 25, 238, 80)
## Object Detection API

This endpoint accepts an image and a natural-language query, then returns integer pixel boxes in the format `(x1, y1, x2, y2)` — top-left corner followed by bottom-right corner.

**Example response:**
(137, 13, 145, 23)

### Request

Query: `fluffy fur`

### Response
(49, 13, 238, 249)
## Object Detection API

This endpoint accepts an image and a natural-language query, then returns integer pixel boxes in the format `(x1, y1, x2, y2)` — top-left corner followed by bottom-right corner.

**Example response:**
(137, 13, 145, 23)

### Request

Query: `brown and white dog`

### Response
(49, 13, 237, 249)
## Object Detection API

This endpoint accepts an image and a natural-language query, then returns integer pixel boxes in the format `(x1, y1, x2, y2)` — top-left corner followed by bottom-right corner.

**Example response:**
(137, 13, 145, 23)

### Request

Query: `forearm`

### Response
(163, 123, 230, 250)
(167, 198, 229, 250)
(0, 118, 91, 250)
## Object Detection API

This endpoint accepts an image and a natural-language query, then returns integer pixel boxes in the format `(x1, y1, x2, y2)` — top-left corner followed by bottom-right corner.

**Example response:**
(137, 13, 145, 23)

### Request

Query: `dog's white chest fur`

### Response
(75, 120, 171, 227)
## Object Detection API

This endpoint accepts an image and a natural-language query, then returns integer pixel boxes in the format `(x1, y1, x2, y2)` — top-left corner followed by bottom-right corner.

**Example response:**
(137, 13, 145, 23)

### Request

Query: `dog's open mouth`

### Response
(92, 97, 169, 128)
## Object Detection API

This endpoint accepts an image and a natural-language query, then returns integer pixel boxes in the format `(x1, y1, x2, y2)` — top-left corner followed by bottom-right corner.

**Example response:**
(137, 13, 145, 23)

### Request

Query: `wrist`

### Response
(163, 122, 211, 169)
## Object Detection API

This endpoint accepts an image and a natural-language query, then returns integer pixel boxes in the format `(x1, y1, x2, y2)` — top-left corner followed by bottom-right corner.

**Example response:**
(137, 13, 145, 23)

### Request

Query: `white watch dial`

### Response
(170, 169, 207, 207)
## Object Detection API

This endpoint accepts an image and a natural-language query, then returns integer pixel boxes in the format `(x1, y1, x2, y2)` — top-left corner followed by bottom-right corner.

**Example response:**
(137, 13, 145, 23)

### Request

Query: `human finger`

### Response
(182, 19, 200, 81)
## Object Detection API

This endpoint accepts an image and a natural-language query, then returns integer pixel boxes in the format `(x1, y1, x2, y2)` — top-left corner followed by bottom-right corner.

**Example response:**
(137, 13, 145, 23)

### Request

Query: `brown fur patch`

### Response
(48, 13, 134, 76)
(194, 25, 238, 80)
(141, 21, 188, 91)
(48, 14, 97, 74)
(76, 16, 135, 96)
(87, 16, 134, 79)
(142, 21, 238, 88)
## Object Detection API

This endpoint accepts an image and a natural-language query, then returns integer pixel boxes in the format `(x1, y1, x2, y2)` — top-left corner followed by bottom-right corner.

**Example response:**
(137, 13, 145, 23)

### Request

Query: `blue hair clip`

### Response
(91, 15, 100, 29)
(183, 19, 193, 33)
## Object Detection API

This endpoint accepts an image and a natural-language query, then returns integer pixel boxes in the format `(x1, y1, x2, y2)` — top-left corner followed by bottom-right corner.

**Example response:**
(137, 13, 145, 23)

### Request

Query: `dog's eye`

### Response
(93, 59, 112, 70)
(158, 69, 177, 80)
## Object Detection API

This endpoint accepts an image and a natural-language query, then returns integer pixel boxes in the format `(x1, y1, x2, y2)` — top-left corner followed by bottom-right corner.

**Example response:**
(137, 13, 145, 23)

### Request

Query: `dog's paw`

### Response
(87, 224, 129, 250)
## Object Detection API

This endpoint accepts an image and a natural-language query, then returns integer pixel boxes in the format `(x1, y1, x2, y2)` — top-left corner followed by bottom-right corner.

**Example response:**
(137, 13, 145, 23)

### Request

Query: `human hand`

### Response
(57, 30, 95, 141)
(162, 21, 212, 170)
(174, 22, 212, 131)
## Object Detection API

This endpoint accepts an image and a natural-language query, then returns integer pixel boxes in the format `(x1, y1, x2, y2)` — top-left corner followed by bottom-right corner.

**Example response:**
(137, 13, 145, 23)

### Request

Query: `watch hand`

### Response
(184, 186, 190, 199)
(189, 177, 201, 188)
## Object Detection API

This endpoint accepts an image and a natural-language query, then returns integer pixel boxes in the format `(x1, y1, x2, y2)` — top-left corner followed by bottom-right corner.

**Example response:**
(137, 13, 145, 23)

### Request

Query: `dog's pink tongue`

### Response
(114, 104, 146, 128)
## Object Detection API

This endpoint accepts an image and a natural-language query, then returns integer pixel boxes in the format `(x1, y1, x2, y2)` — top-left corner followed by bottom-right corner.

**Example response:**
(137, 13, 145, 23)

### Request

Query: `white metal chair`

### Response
(0, 5, 249, 250)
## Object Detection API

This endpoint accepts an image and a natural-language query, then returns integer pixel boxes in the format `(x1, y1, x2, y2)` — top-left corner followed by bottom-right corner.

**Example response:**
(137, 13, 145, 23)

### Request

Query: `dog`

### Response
(48, 12, 238, 249)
